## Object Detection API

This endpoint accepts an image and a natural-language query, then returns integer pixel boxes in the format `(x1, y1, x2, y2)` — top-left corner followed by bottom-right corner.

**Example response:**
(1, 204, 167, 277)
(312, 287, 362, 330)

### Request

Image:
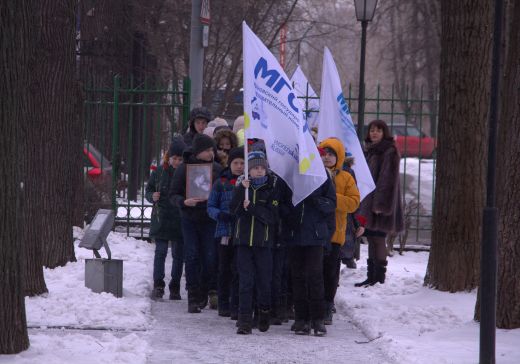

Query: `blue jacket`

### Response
(207, 168, 238, 238)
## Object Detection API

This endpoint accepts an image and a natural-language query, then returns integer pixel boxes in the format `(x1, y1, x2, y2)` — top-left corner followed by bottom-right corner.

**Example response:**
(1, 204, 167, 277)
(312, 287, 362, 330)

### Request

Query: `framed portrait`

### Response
(186, 163, 213, 199)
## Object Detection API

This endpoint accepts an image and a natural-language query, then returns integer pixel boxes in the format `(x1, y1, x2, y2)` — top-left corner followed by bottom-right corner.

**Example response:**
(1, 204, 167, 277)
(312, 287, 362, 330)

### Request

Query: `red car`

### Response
(390, 124, 436, 159)
(83, 143, 112, 189)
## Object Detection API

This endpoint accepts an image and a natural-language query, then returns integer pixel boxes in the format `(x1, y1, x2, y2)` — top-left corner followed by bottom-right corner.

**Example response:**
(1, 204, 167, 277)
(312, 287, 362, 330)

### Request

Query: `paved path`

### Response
(147, 296, 392, 364)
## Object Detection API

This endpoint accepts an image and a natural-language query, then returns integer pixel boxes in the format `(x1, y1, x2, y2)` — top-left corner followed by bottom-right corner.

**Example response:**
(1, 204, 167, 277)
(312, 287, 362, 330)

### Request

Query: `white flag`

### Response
(290, 65, 320, 128)
(317, 47, 375, 201)
(242, 22, 327, 205)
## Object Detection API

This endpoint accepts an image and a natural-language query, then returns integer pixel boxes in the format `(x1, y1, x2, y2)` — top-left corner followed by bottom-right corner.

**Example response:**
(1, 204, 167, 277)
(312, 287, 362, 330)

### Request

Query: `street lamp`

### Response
(354, 0, 378, 141)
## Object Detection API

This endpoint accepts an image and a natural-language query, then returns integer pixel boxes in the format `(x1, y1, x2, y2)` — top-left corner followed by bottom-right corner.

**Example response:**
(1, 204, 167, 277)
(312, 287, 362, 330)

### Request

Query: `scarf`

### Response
(251, 175, 268, 188)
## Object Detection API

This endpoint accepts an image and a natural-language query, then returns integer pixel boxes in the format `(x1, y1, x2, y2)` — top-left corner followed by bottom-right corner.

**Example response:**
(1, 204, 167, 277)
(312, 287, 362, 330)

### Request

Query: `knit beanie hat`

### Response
(192, 134, 216, 156)
(168, 137, 186, 157)
(228, 147, 244, 165)
(248, 151, 268, 171)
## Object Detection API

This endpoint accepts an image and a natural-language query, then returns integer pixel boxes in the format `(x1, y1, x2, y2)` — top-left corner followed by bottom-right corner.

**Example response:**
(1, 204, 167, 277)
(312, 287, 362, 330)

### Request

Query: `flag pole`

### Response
(244, 121, 249, 202)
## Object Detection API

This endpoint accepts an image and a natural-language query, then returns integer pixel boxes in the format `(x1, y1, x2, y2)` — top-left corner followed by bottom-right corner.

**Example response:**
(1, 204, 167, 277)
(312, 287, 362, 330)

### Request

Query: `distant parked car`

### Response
(390, 124, 436, 159)
(83, 143, 112, 187)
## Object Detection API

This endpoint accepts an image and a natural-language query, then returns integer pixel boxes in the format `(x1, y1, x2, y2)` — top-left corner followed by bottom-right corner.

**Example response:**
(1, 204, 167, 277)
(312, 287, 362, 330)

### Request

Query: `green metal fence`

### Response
(84, 75, 190, 238)
(84, 78, 436, 244)
(299, 84, 438, 245)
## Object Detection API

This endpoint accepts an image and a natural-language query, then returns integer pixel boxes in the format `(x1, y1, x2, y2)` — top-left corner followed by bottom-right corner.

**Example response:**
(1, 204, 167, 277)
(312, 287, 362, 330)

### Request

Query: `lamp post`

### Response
(480, 0, 503, 363)
(354, 0, 378, 141)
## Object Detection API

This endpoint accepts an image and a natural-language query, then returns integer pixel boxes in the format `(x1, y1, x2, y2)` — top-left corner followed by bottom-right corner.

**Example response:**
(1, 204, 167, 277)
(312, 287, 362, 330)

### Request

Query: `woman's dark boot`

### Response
(374, 260, 388, 284)
(355, 259, 376, 287)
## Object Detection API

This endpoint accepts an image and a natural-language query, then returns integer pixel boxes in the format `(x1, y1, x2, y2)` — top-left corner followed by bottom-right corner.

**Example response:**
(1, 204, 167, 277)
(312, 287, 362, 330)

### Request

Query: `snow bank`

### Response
(25, 227, 154, 330)
(0, 332, 147, 364)
(336, 246, 520, 364)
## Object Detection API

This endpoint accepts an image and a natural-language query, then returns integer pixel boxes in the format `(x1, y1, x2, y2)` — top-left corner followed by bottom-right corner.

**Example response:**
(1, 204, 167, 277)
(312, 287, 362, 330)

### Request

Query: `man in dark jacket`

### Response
(230, 151, 280, 334)
(170, 134, 222, 313)
(145, 137, 185, 300)
(183, 107, 212, 146)
(281, 175, 336, 336)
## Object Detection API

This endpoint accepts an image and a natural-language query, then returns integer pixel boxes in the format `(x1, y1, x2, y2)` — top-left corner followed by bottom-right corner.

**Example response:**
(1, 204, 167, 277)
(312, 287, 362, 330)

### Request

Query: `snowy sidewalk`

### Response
(2, 230, 519, 364)
(147, 297, 391, 364)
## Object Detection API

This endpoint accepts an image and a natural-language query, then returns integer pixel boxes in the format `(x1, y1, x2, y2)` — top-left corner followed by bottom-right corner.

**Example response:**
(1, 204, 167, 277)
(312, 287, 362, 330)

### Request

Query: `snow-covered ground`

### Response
(338, 246, 520, 363)
(1, 230, 519, 363)
(0, 228, 154, 364)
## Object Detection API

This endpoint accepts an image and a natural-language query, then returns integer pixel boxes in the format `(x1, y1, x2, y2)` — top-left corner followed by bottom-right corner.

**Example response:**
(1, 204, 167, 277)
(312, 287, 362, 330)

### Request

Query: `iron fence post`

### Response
(111, 75, 121, 212)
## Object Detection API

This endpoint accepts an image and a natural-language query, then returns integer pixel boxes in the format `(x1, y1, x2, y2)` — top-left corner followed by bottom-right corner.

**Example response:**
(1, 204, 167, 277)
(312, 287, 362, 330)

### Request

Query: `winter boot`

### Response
(311, 319, 327, 336)
(236, 314, 252, 335)
(354, 259, 376, 287)
(152, 281, 165, 300)
(168, 283, 181, 300)
(374, 260, 388, 284)
(324, 301, 334, 325)
(218, 307, 231, 317)
(258, 309, 271, 332)
(230, 311, 238, 321)
(293, 320, 311, 335)
(343, 257, 357, 269)
(188, 289, 202, 313)
(208, 290, 218, 310)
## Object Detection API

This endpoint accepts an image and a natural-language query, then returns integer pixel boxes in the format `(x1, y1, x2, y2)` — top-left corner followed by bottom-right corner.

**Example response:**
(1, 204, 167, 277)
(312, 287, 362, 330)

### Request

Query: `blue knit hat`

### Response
(248, 151, 268, 171)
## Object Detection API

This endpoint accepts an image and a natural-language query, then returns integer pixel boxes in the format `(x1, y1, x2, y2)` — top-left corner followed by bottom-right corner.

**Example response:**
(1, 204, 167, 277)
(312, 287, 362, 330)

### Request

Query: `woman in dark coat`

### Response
(356, 120, 404, 287)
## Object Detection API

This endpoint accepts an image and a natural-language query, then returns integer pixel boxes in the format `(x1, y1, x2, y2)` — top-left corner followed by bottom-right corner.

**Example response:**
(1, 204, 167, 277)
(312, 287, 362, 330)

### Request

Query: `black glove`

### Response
(218, 211, 233, 223)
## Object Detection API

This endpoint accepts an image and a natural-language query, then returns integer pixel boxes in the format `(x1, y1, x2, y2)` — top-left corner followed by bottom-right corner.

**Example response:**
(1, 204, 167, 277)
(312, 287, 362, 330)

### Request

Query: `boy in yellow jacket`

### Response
(318, 137, 360, 325)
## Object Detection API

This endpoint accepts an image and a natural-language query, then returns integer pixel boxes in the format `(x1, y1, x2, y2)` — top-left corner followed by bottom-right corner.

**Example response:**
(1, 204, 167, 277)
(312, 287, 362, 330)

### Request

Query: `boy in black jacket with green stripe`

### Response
(230, 151, 279, 335)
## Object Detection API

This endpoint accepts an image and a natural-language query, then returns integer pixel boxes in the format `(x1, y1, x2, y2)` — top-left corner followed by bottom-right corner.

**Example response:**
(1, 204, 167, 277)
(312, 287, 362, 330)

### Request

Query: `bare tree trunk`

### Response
(31, 0, 78, 268)
(0, 0, 31, 353)
(482, 0, 520, 329)
(424, 0, 492, 292)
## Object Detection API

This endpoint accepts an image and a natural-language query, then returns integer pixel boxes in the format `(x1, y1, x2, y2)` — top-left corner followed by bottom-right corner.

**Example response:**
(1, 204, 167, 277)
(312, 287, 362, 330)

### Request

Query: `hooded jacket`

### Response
(318, 138, 361, 245)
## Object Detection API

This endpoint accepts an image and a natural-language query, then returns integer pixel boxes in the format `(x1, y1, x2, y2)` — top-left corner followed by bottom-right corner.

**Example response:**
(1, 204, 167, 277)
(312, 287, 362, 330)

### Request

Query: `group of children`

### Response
(146, 106, 399, 336)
